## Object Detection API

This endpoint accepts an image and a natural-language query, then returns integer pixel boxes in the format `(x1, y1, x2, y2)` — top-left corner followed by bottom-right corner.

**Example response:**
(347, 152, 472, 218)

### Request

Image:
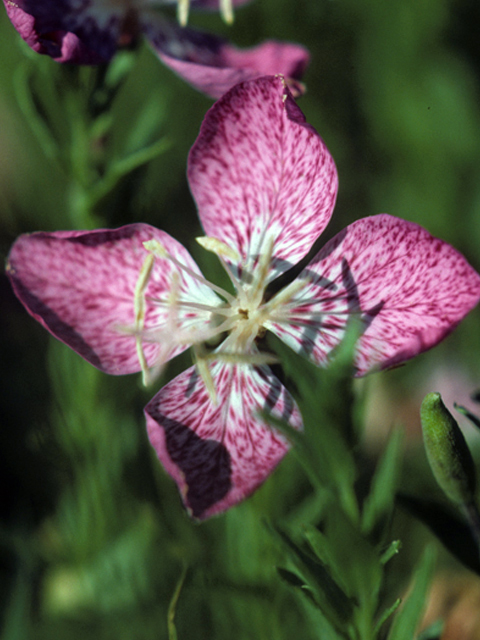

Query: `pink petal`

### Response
(145, 361, 302, 519)
(188, 76, 337, 279)
(148, 23, 309, 99)
(268, 214, 480, 375)
(6, 224, 218, 375)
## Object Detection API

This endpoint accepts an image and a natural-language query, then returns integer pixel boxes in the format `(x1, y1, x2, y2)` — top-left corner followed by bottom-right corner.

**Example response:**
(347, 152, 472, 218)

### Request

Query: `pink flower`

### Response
(7, 76, 480, 518)
(2, 0, 308, 98)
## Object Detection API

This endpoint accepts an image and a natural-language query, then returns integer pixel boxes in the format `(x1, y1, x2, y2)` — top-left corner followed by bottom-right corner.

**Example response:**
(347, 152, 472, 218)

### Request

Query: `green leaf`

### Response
(380, 540, 402, 565)
(13, 62, 61, 162)
(103, 50, 137, 93)
(265, 332, 359, 522)
(455, 403, 480, 430)
(121, 87, 168, 156)
(362, 428, 404, 540)
(167, 565, 187, 640)
(306, 508, 382, 607)
(87, 136, 170, 207)
(387, 546, 436, 640)
(271, 526, 354, 635)
(281, 487, 332, 530)
(1, 563, 33, 640)
(374, 598, 401, 636)
(397, 494, 480, 574)
(277, 567, 307, 589)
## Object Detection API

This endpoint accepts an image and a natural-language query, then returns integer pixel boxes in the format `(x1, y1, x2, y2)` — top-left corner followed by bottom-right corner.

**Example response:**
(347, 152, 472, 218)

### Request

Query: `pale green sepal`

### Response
(421, 392, 476, 506)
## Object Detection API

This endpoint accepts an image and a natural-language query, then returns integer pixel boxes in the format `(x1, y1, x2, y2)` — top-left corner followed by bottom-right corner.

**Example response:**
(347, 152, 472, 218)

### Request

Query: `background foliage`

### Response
(1, 1, 480, 638)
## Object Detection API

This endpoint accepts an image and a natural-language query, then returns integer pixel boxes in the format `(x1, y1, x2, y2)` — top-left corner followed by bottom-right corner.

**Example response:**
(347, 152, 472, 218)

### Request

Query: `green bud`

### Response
(420, 392, 476, 505)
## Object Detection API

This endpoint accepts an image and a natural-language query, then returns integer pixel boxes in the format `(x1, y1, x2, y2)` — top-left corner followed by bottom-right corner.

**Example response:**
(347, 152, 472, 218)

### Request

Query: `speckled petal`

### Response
(267, 214, 480, 375)
(188, 76, 337, 279)
(145, 361, 302, 519)
(6, 224, 218, 375)
(146, 19, 309, 99)
(2, 0, 133, 63)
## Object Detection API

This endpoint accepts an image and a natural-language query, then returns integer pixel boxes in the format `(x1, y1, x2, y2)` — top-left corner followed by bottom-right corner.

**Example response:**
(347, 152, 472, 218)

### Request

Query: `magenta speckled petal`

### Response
(151, 31, 309, 99)
(188, 76, 337, 278)
(267, 214, 480, 375)
(6, 224, 218, 375)
(145, 361, 302, 519)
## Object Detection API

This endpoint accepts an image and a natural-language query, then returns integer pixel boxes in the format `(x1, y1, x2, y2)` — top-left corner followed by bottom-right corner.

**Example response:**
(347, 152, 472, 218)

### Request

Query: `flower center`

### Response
(130, 234, 303, 400)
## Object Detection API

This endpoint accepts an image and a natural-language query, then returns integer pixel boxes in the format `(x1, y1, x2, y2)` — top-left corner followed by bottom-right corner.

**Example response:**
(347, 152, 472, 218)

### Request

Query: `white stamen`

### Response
(196, 235, 248, 306)
(249, 234, 276, 307)
(202, 350, 278, 367)
(265, 279, 306, 314)
(143, 239, 237, 305)
(139, 314, 240, 348)
(219, 0, 234, 24)
(194, 347, 218, 405)
(196, 236, 240, 263)
(134, 253, 155, 386)
(146, 298, 232, 316)
(177, 0, 190, 26)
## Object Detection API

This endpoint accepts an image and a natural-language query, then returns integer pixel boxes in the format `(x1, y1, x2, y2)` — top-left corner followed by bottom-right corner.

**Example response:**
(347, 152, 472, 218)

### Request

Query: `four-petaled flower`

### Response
(2, 0, 309, 98)
(7, 76, 480, 519)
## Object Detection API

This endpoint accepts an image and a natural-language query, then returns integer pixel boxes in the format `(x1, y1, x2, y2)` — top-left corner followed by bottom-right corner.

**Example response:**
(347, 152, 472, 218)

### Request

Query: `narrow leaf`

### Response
(380, 540, 402, 565)
(271, 526, 353, 634)
(362, 428, 404, 539)
(455, 403, 480, 430)
(398, 494, 480, 574)
(168, 565, 187, 640)
(14, 63, 60, 161)
(277, 567, 307, 588)
(387, 546, 436, 640)
(88, 137, 170, 207)
(374, 598, 401, 636)
(307, 508, 382, 605)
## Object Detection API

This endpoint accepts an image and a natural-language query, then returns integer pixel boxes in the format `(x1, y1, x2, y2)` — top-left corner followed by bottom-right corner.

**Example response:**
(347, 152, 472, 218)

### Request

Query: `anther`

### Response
(249, 234, 276, 307)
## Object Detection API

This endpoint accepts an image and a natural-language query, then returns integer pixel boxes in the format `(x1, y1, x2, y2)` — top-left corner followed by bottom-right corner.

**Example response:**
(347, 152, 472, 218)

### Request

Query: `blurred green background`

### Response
(1, 1, 480, 638)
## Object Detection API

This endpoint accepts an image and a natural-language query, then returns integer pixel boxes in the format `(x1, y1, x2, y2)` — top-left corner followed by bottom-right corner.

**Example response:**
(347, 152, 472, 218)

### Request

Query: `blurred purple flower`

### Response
(2, 0, 309, 97)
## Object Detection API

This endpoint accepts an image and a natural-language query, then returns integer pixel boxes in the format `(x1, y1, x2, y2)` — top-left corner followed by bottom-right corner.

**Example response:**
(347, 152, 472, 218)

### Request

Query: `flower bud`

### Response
(421, 392, 476, 506)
